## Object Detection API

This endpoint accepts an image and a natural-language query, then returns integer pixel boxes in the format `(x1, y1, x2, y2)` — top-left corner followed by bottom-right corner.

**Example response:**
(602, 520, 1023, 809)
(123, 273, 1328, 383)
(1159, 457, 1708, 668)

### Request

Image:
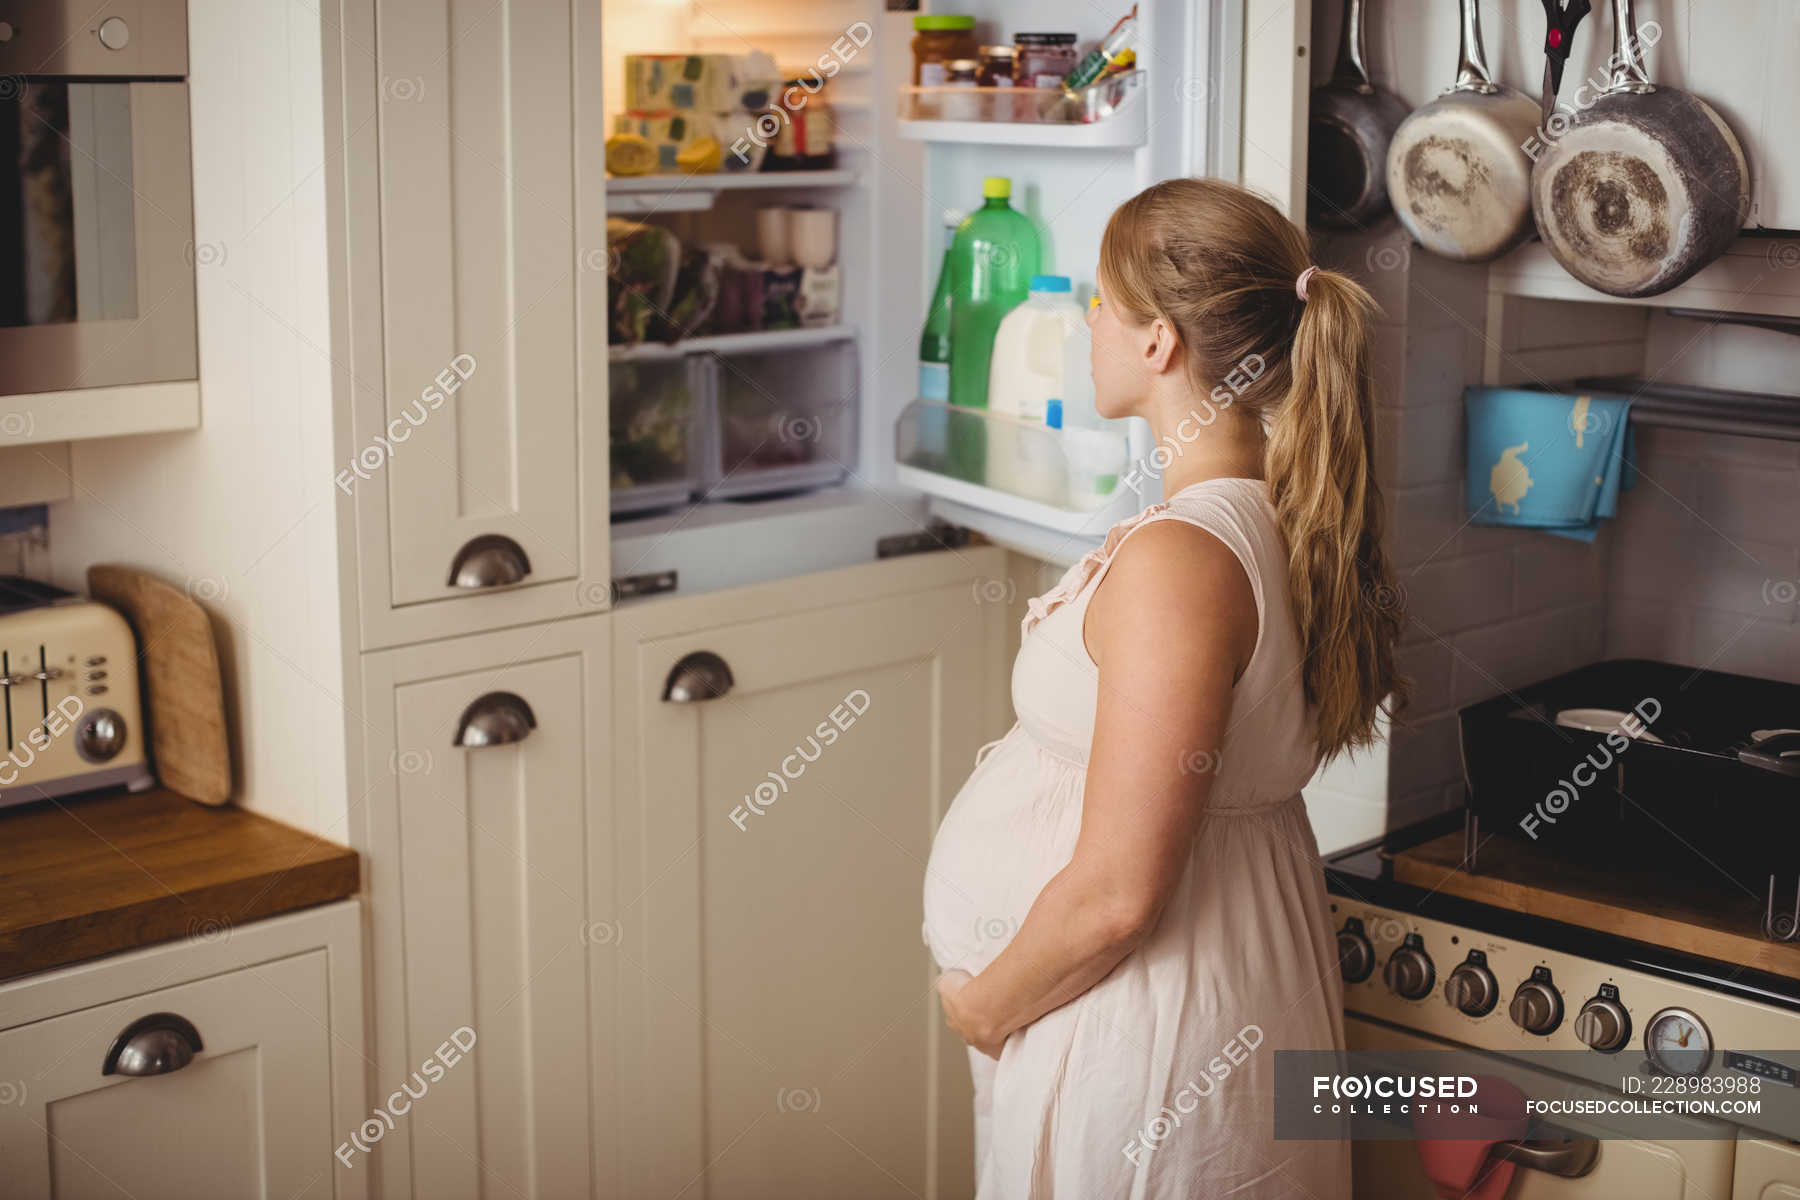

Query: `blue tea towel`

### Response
(1464, 387, 1634, 542)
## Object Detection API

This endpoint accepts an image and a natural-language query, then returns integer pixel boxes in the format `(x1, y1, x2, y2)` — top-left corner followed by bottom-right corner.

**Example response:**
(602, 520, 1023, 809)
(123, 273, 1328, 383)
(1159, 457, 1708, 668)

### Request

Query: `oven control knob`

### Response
(1509, 978, 1564, 1036)
(1337, 922, 1374, 984)
(1443, 961, 1498, 1017)
(75, 708, 128, 763)
(1383, 945, 1435, 1001)
(1574, 996, 1632, 1053)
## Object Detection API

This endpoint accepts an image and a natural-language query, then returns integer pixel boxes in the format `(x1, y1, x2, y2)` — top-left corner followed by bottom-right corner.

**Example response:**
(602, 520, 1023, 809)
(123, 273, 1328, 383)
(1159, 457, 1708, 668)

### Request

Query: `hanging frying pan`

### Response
(1307, 0, 1409, 230)
(1529, 0, 1750, 297)
(1386, 0, 1546, 262)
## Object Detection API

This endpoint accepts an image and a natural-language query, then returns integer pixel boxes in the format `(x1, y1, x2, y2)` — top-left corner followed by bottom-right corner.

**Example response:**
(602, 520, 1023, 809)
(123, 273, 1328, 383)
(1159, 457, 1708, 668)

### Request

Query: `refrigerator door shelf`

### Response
(897, 71, 1147, 148)
(894, 399, 1149, 547)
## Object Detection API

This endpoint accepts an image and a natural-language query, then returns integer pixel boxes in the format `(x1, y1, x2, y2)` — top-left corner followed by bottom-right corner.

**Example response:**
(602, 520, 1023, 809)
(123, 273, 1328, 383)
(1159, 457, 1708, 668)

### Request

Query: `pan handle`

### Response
(1604, 0, 1656, 94)
(1329, 0, 1374, 93)
(1452, 0, 1500, 94)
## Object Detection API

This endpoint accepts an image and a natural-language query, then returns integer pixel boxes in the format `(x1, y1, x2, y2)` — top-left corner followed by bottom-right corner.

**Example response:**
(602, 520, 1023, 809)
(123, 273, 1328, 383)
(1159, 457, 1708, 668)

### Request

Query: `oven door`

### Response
(0, 77, 196, 397)
(1347, 1015, 1737, 1199)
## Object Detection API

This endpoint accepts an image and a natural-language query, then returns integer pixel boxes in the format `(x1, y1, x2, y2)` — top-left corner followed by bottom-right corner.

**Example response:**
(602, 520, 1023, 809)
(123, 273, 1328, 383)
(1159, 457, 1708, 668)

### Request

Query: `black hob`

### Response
(1326, 812, 1800, 1014)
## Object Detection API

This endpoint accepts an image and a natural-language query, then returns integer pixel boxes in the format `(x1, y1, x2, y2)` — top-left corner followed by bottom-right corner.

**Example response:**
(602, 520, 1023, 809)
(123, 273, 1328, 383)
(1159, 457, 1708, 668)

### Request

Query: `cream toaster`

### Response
(0, 578, 155, 809)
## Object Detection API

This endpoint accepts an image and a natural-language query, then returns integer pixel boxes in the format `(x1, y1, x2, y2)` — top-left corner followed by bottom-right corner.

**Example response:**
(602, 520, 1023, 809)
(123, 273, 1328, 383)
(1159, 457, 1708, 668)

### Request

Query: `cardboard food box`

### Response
(623, 53, 778, 113)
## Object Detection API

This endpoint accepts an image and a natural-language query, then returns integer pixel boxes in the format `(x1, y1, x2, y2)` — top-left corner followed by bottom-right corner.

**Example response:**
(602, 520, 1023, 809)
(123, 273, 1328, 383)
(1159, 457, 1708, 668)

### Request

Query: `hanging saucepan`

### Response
(1386, 0, 1544, 262)
(1529, 0, 1750, 297)
(1307, 0, 1409, 230)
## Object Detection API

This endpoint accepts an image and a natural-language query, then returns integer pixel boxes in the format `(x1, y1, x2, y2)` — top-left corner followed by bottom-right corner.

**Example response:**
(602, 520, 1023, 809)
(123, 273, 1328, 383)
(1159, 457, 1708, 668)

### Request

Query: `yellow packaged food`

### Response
(605, 132, 658, 177)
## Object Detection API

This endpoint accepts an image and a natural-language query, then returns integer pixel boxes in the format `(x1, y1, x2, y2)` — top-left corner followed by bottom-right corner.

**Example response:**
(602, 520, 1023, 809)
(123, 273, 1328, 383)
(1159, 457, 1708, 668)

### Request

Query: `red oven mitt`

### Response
(1409, 1074, 1530, 1200)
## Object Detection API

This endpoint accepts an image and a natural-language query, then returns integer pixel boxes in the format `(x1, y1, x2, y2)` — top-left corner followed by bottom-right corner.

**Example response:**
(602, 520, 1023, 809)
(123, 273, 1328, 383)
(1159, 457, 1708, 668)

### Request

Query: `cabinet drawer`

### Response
(0, 951, 339, 1199)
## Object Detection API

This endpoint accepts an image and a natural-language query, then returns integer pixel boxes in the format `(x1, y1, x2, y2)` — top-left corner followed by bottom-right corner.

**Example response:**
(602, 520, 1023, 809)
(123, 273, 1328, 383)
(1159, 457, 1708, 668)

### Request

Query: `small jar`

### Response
(766, 78, 835, 171)
(940, 58, 981, 122)
(1014, 32, 1078, 89)
(911, 15, 979, 86)
(977, 45, 1016, 88)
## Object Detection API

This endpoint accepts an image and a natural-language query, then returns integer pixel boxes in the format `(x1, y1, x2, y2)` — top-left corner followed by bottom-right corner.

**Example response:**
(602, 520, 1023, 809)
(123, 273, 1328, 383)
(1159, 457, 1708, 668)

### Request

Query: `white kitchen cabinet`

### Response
(0, 900, 365, 1200)
(357, 615, 611, 1200)
(323, 0, 610, 649)
(609, 547, 1011, 1199)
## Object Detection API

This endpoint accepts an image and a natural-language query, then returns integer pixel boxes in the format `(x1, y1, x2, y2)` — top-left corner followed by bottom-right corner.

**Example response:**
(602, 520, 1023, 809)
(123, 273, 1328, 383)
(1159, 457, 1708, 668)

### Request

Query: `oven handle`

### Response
(1491, 1135, 1599, 1177)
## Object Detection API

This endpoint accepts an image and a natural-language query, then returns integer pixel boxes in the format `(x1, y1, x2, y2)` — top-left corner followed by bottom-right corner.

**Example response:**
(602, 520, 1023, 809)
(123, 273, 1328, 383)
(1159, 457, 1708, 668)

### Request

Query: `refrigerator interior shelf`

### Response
(605, 168, 859, 214)
(894, 398, 1142, 538)
(609, 325, 855, 362)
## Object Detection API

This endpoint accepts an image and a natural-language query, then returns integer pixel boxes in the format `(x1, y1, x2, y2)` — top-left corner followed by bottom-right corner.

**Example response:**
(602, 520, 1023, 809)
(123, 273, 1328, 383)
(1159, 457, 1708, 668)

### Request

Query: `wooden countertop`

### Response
(0, 788, 359, 981)
(1392, 830, 1800, 983)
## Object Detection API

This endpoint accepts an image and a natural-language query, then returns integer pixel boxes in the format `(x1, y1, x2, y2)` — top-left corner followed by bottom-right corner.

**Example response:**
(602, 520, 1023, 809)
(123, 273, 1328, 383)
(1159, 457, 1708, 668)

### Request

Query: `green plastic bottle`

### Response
(948, 177, 1041, 411)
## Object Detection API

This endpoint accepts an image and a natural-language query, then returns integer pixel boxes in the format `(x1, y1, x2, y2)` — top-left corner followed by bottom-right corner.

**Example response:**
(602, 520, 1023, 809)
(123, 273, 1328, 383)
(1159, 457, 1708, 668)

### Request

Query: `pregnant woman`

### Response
(922, 177, 1406, 1198)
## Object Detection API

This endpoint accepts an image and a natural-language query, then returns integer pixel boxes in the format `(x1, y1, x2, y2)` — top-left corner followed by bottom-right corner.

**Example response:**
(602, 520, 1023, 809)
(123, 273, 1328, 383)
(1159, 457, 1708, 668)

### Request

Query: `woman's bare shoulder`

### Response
(1087, 517, 1258, 671)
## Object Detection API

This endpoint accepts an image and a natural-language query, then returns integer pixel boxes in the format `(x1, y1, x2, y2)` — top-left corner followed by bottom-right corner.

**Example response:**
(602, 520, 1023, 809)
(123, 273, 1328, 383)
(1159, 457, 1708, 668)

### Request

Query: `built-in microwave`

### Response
(0, 1, 196, 401)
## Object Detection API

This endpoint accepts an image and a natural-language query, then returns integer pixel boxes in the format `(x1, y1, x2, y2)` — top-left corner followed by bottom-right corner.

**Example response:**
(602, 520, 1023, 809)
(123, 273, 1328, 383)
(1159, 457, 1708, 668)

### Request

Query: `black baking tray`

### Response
(1459, 659, 1800, 890)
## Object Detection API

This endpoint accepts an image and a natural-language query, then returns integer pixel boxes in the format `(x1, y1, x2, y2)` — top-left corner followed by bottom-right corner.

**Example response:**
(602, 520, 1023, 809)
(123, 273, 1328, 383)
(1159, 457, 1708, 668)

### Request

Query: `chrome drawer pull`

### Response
(454, 691, 537, 747)
(103, 1013, 204, 1077)
(447, 534, 531, 589)
(662, 651, 733, 703)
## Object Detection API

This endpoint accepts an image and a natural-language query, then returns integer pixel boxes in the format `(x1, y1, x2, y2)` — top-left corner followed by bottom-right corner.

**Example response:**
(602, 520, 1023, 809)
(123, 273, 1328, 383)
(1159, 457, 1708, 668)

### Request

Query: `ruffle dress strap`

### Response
(1019, 502, 1172, 639)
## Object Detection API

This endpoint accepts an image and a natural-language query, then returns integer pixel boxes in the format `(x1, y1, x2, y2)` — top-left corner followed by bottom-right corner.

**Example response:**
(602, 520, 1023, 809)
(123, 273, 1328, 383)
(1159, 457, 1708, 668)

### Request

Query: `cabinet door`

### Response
(327, 0, 609, 648)
(359, 616, 610, 1199)
(0, 952, 338, 1199)
(610, 548, 1011, 1200)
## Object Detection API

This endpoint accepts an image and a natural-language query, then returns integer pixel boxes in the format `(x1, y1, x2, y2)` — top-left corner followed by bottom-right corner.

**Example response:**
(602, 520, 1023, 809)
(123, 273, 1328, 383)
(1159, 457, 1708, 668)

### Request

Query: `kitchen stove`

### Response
(1327, 816, 1800, 1198)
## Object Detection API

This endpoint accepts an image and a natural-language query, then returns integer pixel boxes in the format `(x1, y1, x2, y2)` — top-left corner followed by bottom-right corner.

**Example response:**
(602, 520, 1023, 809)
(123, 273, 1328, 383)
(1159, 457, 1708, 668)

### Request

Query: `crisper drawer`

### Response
(1346, 1015, 1737, 1200)
(610, 357, 704, 515)
(0, 951, 337, 1199)
(698, 340, 856, 500)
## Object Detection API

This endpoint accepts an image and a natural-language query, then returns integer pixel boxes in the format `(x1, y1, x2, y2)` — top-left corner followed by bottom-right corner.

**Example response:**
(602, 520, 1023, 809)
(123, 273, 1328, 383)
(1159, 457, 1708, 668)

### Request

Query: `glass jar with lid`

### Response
(911, 15, 979, 86)
(977, 45, 1016, 88)
(1014, 32, 1078, 88)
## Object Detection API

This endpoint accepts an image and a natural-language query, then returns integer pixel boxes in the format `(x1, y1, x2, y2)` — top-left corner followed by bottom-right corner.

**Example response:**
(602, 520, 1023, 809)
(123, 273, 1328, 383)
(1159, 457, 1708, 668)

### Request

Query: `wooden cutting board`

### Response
(86, 564, 232, 806)
(1392, 831, 1800, 983)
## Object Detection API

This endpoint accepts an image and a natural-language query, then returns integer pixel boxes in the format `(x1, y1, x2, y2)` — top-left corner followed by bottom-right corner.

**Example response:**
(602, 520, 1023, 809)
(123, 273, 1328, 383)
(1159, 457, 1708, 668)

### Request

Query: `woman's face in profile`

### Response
(1085, 283, 1145, 422)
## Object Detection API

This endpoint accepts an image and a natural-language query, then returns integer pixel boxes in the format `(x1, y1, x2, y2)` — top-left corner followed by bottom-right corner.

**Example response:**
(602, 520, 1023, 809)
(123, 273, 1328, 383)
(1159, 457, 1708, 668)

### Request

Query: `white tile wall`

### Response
(1602, 315, 1800, 684)
(1320, 229, 1614, 829)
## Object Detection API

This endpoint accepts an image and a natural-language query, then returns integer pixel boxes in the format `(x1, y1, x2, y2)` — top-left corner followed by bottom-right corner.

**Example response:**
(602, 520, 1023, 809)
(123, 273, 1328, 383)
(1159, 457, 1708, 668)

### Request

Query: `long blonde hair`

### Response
(1098, 177, 1406, 759)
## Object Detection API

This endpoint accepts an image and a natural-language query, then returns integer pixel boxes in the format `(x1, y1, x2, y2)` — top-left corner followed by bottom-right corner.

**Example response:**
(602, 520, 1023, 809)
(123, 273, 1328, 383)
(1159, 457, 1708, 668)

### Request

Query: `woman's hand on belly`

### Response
(936, 969, 1006, 1060)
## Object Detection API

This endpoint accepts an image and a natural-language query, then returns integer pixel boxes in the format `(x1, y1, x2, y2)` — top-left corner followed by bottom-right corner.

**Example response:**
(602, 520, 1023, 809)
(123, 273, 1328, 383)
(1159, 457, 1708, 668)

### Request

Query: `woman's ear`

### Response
(1145, 316, 1181, 376)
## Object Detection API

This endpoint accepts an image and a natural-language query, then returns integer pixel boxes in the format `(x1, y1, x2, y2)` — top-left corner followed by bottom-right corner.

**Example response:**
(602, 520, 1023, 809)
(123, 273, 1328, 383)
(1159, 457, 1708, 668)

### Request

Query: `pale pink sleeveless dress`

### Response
(922, 477, 1349, 1200)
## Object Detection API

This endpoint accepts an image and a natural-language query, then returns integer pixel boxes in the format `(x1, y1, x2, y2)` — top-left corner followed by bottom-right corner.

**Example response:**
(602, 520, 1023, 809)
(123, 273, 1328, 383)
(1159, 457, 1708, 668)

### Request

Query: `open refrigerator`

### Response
(604, 0, 1251, 575)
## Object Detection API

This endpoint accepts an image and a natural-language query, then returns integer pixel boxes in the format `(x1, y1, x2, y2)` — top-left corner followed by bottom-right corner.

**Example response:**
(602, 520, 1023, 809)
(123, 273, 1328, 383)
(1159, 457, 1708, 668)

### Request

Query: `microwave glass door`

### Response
(0, 80, 195, 396)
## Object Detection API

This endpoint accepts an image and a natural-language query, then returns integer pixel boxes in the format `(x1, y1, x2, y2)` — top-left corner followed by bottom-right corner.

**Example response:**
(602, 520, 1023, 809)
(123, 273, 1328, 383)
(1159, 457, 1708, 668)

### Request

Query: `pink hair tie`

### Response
(1295, 265, 1319, 301)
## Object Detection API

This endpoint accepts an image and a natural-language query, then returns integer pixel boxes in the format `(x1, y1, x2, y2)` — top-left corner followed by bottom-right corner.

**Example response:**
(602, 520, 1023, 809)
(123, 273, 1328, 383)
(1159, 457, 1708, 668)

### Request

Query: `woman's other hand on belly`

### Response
(937, 969, 1006, 1060)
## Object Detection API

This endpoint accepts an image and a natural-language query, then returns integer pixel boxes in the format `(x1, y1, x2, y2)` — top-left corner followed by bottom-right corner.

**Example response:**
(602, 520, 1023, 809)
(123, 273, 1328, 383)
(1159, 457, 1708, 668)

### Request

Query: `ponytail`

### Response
(1098, 178, 1407, 760)
(1269, 268, 1406, 758)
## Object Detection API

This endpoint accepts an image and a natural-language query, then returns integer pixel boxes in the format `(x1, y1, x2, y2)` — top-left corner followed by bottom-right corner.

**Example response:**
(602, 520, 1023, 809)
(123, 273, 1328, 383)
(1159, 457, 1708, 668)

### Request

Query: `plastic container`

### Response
(611, 358, 703, 515)
(947, 178, 1041, 411)
(911, 15, 979, 86)
(986, 274, 1088, 501)
(946, 177, 1041, 481)
(700, 340, 857, 500)
(987, 274, 1085, 423)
